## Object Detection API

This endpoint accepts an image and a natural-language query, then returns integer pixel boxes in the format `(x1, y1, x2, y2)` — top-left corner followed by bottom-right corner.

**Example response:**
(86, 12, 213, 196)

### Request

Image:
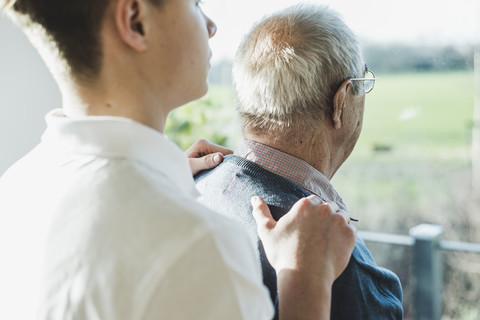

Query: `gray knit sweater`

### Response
(195, 155, 403, 320)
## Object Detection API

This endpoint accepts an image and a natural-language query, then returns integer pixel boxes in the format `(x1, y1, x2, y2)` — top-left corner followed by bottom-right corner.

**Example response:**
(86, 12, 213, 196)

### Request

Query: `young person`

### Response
(0, 1, 356, 319)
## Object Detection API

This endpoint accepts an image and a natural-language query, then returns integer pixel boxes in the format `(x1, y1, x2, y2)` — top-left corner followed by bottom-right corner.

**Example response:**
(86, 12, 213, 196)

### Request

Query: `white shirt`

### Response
(0, 109, 273, 320)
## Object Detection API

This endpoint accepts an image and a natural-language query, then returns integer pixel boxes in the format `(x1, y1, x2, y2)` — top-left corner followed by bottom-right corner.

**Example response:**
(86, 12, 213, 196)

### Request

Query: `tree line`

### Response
(363, 43, 474, 73)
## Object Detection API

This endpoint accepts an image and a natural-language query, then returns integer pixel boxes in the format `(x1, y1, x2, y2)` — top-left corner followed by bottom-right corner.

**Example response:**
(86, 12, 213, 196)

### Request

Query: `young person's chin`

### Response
(194, 82, 210, 100)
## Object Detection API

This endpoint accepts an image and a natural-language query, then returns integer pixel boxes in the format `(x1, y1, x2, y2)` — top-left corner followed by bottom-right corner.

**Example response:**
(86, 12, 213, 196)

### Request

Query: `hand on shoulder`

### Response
(251, 195, 356, 320)
(185, 139, 233, 176)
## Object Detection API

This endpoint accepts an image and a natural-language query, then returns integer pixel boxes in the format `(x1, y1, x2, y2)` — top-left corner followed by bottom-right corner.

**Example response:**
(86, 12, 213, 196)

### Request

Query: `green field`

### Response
(332, 71, 475, 230)
(166, 70, 479, 318)
(332, 72, 479, 320)
(354, 71, 474, 162)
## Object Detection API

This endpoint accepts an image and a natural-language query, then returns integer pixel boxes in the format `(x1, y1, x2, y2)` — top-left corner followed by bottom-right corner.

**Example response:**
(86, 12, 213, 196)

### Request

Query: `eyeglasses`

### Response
(350, 67, 378, 94)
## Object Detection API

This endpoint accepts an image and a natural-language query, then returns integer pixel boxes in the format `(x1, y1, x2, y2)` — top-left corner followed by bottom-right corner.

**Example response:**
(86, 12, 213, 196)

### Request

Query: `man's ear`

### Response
(115, 0, 148, 51)
(332, 80, 351, 130)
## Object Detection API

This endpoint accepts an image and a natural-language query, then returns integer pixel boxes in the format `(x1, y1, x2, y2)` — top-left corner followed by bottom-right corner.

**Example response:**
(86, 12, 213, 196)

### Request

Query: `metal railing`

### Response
(358, 224, 480, 320)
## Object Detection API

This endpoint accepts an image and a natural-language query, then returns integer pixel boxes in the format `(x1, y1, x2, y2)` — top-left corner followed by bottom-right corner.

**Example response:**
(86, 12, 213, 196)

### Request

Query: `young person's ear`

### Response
(332, 80, 352, 130)
(115, 0, 148, 51)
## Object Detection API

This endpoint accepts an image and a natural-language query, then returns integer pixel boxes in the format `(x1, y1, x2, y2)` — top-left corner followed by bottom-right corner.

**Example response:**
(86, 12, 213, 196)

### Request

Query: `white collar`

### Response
(41, 109, 199, 198)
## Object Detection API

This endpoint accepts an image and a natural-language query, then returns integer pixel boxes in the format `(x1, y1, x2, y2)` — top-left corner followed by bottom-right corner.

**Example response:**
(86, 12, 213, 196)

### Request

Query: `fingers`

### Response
(309, 197, 354, 225)
(251, 194, 356, 241)
(210, 143, 234, 156)
(305, 194, 323, 205)
(334, 208, 350, 225)
(300, 196, 346, 220)
(186, 139, 233, 176)
(251, 196, 277, 235)
(185, 139, 233, 158)
(188, 152, 224, 176)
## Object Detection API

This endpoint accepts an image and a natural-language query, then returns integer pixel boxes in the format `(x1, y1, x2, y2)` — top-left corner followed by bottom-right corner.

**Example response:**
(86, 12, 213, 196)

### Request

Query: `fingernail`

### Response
(309, 196, 323, 205)
(213, 153, 221, 163)
(251, 196, 260, 206)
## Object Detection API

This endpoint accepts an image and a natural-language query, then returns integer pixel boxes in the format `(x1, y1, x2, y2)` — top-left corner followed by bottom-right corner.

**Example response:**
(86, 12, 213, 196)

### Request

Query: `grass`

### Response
(332, 71, 475, 232)
(353, 71, 474, 162)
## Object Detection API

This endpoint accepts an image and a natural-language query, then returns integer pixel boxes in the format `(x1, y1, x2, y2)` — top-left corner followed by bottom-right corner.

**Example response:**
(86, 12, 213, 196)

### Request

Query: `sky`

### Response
(202, 0, 479, 63)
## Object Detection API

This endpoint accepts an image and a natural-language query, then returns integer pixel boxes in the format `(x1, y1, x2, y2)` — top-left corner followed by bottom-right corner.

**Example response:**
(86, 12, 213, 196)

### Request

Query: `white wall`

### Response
(0, 14, 61, 175)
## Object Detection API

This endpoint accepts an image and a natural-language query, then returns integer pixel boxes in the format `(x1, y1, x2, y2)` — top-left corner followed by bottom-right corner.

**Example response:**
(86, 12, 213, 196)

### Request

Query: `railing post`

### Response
(409, 224, 444, 320)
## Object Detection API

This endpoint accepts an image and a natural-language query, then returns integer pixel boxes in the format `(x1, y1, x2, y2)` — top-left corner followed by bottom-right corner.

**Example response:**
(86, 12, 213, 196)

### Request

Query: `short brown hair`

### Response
(3, 0, 161, 82)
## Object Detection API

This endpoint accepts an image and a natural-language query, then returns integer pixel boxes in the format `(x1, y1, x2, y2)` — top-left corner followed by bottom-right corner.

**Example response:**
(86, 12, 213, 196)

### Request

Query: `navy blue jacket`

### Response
(195, 155, 403, 320)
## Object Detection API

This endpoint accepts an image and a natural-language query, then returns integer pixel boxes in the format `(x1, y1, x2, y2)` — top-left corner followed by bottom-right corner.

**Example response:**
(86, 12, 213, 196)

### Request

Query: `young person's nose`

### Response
(205, 14, 217, 38)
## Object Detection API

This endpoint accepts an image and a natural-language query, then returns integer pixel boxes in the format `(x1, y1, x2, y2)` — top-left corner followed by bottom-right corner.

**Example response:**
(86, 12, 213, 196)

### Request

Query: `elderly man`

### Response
(196, 4, 403, 320)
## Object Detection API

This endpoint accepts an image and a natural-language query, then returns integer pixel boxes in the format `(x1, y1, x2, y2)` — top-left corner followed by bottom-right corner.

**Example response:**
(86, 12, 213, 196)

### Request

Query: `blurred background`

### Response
(1, 0, 479, 319)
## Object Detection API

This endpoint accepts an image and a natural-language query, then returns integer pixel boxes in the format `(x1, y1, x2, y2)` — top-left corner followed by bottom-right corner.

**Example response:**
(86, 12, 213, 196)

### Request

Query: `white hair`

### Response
(233, 4, 364, 135)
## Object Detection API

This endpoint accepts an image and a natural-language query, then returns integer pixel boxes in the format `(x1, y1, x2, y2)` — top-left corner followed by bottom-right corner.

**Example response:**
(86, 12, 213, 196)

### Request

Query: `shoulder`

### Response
(70, 155, 252, 242)
(47, 157, 273, 318)
(195, 155, 310, 218)
(2, 146, 274, 319)
(331, 238, 403, 318)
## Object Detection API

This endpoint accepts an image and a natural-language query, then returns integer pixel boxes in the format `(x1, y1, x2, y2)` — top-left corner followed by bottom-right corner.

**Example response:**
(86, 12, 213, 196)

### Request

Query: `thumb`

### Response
(189, 152, 223, 176)
(202, 152, 223, 169)
(251, 196, 276, 236)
